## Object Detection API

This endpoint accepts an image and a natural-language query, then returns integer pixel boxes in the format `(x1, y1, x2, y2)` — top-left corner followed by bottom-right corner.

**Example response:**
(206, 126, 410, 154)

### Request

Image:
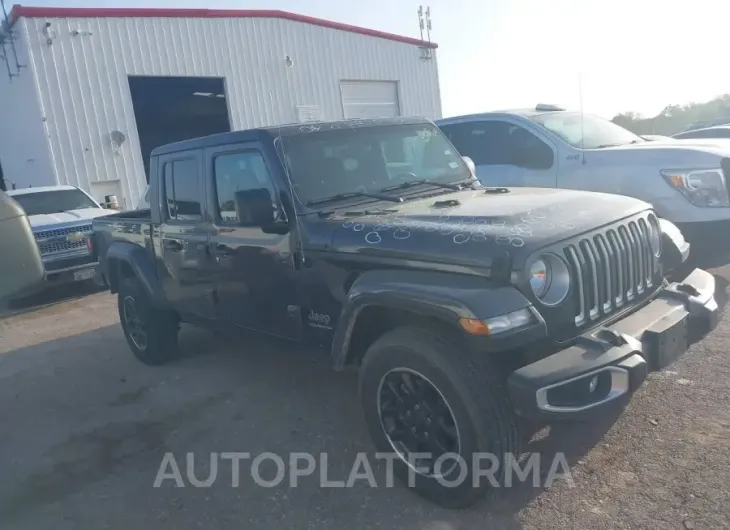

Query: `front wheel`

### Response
(359, 326, 522, 508)
(118, 276, 179, 365)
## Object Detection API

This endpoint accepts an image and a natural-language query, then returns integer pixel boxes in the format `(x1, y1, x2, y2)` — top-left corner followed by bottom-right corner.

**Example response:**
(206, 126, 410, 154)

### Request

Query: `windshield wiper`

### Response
(456, 178, 481, 189)
(305, 191, 403, 206)
(343, 208, 400, 216)
(380, 179, 463, 192)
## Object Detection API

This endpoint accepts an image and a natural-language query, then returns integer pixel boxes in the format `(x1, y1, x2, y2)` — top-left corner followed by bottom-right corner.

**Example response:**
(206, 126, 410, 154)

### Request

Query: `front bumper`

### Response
(43, 253, 99, 285)
(676, 220, 730, 248)
(508, 268, 718, 421)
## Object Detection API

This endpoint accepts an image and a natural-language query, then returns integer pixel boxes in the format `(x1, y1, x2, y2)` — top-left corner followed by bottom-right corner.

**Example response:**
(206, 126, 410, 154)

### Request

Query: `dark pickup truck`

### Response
(93, 117, 718, 507)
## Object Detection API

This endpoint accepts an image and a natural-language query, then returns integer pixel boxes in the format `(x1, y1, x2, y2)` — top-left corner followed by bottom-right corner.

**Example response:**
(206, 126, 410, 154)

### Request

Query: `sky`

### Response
(6, 0, 730, 119)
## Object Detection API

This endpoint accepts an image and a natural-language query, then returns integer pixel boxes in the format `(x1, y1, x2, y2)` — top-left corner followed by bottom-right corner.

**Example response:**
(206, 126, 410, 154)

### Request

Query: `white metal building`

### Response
(0, 6, 441, 209)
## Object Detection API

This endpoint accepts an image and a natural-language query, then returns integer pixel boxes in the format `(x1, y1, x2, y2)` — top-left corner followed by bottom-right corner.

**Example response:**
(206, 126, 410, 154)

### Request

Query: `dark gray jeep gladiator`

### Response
(93, 117, 717, 507)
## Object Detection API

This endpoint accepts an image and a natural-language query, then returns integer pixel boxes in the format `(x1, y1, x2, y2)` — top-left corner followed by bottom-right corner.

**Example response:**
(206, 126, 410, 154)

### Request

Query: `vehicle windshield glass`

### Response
(279, 123, 470, 205)
(531, 112, 644, 149)
(12, 189, 98, 216)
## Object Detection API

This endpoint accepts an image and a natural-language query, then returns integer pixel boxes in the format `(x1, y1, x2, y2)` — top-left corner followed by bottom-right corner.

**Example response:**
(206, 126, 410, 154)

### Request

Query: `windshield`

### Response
(12, 189, 99, 216)
(280, 123, 471, 205)
(531, 112, 644, 149)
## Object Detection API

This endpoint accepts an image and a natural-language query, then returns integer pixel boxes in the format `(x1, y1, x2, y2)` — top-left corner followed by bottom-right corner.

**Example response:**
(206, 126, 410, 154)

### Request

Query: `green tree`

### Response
(611, 94, 730, 135)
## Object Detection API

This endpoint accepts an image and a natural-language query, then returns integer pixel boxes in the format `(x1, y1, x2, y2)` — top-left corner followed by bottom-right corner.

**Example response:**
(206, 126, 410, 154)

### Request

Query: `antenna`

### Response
(417, 6, 424, 41)
(425, 7, 432, 45)
(0, 0, 24, 77)
(0, 39, 13, 81)
(417, 5, 433, 60)
(578, 70, 586, 164)
(0, 0, 15, 81)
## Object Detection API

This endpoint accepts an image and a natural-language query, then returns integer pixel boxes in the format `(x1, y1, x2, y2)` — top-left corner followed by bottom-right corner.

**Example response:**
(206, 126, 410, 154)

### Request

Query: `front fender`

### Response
(331, 269, 534, 370)
(105, 242, 168, 306)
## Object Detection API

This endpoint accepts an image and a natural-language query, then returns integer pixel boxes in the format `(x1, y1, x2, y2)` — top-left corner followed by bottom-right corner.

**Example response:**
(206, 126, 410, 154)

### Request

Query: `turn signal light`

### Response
(458, 318, 491, 335)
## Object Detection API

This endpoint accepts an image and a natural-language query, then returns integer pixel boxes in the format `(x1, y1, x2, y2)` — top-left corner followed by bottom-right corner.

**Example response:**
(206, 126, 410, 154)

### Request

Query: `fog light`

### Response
(588, 375, 599, 393)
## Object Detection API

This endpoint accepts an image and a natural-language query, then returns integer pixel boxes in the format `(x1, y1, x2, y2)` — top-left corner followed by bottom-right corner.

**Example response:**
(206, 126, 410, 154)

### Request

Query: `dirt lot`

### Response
(1, 258, 730, 530)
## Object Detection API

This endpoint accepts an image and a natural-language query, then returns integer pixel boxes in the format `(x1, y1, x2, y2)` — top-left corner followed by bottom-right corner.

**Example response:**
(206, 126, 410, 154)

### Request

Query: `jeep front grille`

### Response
(564, 217, 657, 327)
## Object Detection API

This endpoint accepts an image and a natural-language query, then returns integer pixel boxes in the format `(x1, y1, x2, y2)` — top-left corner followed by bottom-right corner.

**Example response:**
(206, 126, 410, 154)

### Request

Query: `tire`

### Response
(118, 276, 179, 365)
(359, 326, 522, 509)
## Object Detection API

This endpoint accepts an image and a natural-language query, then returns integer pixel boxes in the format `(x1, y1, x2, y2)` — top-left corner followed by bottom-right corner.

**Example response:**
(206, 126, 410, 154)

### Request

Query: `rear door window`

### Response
(442, 120, 554, 170)
(162, 157, 202, 221)
(440, 121, 512, 165)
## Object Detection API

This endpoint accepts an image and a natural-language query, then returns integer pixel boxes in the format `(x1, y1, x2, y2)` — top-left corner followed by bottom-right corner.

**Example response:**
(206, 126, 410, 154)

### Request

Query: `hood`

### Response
(586, 139, 730, 165)
(671, 138, 730, 149)
(311, 187, 650, 271)
(28, 208, 110, 229)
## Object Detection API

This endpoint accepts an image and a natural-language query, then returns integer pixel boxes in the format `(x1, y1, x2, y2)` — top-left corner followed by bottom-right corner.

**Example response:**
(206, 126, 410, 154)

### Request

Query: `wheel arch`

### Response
(105, 242, 168, 307)
(330, 269, 533, 370)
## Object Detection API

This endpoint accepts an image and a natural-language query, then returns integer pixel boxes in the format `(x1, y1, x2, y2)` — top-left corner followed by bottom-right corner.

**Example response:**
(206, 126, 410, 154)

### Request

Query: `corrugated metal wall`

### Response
(14, 15, 441, 209)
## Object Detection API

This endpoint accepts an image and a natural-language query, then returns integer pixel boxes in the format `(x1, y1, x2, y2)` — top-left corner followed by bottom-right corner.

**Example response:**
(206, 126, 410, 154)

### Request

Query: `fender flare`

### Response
(330, 269, 534, 370)
(105, 242, 168, 306)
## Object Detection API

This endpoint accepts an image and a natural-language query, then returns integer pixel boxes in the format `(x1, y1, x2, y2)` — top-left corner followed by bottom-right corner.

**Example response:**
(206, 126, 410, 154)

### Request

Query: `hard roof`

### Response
(436, 108, 573, 125)
(9, 5, 438, 48)
(151, 117, 432, 156)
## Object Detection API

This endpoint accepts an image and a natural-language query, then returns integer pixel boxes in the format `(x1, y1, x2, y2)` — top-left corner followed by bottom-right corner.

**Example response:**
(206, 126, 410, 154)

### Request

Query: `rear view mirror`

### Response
(0, 191, 44, 301)
(462, 156, 476, 176)
(234, 188, 277, 226)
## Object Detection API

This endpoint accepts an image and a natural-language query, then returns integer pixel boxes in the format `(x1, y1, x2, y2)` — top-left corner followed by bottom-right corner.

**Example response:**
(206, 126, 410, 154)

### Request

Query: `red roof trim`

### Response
(9, 5, 438, 48)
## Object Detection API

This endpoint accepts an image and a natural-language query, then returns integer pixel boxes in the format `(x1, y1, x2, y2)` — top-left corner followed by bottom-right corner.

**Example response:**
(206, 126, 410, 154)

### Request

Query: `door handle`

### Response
(164, 240, 183, 251)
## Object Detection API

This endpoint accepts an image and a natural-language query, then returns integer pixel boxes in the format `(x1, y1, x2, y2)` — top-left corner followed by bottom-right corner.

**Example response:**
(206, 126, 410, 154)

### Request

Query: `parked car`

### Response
(8, 185, 111, 287)
(672, 125, 730, 140)
(93, 117, 715, 508)
(436, 105, 730, 242)
(683, 117, 730, 132)
(0, 190, 45, 301)
(641, 134, 674, 141)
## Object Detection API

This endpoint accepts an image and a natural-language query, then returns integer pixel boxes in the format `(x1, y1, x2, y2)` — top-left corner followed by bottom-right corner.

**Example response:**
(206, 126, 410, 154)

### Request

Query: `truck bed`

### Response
(92, 209, 154, 281)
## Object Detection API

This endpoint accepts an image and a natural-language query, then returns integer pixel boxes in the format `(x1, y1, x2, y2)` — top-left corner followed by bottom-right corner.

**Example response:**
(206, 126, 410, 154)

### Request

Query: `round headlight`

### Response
(528, 254, 570, 306)
(529, 259, 549, 298)
(648, 216, 661, 257)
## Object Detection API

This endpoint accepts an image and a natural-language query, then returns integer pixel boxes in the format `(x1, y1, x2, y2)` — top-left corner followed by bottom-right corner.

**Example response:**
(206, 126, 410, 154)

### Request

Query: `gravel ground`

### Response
(1, 258, 729, 530)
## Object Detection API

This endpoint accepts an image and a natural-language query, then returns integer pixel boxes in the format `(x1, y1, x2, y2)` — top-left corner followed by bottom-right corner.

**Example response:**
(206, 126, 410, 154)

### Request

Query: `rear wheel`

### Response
(359, 326, 521, 508)
(118, 276, 179, 365)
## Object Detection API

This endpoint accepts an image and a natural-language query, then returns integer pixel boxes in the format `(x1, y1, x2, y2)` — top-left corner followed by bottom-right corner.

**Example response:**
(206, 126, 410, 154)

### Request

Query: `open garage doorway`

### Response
(128, 76, 231, 182)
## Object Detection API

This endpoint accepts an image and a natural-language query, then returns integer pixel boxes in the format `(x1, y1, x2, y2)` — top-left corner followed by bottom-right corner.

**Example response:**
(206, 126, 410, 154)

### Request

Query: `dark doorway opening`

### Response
(128, 76, 232, 182)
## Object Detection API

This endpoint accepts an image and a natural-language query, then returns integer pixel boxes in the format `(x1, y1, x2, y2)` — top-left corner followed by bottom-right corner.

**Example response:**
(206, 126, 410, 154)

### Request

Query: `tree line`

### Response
(611, 94, 730, 136)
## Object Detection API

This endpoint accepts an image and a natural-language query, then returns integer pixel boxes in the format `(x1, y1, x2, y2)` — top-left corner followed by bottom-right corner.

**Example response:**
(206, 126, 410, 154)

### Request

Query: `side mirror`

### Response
(234, 188, 277, 227)
(462, 156, 476, 176)
(0, 191, 45, 301)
